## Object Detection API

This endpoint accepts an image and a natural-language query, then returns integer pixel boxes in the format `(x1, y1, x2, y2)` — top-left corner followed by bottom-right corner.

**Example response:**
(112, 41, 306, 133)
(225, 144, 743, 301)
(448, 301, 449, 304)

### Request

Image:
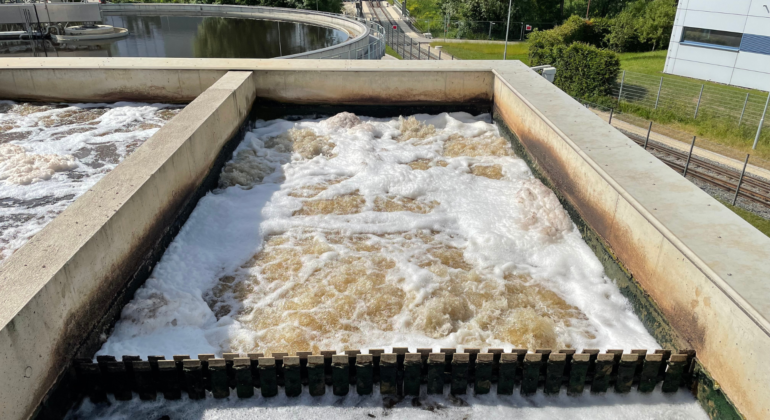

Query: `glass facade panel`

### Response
(682, 27, 743, 49)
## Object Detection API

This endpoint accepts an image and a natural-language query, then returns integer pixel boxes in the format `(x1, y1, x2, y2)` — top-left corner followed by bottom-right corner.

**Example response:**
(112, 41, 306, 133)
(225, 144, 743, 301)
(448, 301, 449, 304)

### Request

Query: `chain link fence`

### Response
(391, 0, 554, 41)
(612, 71, 770, 149)
(580, 98, 770, 171)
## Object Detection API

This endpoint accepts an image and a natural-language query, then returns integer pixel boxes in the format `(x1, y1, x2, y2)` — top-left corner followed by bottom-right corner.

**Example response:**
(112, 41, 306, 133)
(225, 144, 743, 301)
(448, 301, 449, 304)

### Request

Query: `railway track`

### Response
(368, 0, 437, 60)
(622, 129, 770, 208)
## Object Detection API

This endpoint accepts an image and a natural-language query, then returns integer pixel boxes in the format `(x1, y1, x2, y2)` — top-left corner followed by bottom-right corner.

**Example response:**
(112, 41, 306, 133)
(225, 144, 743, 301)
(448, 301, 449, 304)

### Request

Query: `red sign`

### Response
(393, 25, 398, 29)
(526, 25, 532, 31)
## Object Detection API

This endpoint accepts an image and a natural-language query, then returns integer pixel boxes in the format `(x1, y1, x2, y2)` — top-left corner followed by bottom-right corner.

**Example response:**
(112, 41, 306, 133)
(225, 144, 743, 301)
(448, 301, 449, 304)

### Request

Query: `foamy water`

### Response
(84, 112, 707, 419)
(0, 101, 181, 264)
(67, 386, 708, 420)
(99, 112, 658, 357)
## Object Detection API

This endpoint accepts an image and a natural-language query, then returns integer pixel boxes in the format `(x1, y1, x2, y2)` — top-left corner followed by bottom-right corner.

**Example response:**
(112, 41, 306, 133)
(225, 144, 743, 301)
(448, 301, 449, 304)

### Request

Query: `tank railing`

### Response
(73, 347, 696, 402)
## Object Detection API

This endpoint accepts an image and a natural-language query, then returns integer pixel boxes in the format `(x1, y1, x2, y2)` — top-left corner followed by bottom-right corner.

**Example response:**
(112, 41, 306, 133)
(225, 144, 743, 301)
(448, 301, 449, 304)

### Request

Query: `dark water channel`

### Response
(0, 15, 349, 58)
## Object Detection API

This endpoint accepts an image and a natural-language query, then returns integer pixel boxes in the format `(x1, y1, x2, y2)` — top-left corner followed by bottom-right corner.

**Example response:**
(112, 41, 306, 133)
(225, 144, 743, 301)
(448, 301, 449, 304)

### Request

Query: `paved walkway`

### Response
(377, 2, 455, 60)
(592, 109, 770, 180)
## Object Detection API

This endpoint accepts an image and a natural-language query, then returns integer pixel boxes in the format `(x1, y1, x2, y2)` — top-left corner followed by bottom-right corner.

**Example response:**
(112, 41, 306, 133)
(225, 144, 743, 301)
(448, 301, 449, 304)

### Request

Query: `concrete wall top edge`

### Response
(0, 71, 254, 330)
(491, 66, 770, 335)
(0, 57, 502, 72)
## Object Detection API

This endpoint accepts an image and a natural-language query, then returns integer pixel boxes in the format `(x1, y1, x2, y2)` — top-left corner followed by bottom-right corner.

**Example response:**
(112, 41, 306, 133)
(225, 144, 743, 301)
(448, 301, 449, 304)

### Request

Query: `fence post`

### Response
(644, 121, 652, 150)
(732, 154, 750, 206)
(418, 42, 421, 59)
(694, 84, 704, 119)
(739, 93, 749, 127)
(439, 49, 442, 60)
(410, 38, 413, 59)
(608, 108, 614, 125)
(753, 92, 770, 149)
(683, 136, 696, 177)
(654, 77, 663, 110)
(617, 70, 626, 103)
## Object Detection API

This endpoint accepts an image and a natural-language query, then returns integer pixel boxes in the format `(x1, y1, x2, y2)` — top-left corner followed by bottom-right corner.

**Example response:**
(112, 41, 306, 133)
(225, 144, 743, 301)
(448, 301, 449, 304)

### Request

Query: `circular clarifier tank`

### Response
(0, 14, 350, 59)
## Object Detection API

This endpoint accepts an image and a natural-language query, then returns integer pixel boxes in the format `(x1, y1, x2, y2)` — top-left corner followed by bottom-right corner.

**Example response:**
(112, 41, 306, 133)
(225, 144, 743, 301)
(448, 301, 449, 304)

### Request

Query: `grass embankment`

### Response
(615, 51, 770, 162)
(430, 41, 530, 63)
(385, 45, 403, 59)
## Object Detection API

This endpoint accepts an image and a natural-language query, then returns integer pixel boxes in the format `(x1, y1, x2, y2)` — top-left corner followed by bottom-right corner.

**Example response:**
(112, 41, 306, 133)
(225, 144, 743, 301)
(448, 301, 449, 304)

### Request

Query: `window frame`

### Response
(680, 27, 743, 51)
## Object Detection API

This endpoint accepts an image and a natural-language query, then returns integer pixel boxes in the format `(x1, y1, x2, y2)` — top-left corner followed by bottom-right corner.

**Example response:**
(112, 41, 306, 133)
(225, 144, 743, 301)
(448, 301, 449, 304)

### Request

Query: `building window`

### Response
(681, 27, 743, 49)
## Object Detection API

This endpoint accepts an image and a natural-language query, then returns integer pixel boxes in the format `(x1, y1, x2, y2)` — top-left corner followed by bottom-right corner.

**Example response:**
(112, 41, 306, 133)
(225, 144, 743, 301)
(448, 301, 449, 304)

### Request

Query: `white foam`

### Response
(0, 101, 180, 264)
(66, 385, 708, 420)
(84, 111, 707, 418)
(99, 112, 660, 355)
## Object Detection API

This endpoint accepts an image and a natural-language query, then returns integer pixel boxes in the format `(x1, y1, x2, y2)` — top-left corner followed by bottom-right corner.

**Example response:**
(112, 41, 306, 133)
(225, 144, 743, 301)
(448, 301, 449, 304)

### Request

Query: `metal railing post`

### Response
(644, 121, 652, 150)
(409, 37, 414, 60)
(439, 49, 442, 60)
(608, 108, 614, 125)
(732, 154, 750, 205)
(694, 84, 704, 119)
(617, 70, 626, 103)
(418, 42, 421, 59)
(683, 136, 696, 177)
(739, 93, 749, 127)
(654, 77, 663, 110)
(753, 93, 770, 149)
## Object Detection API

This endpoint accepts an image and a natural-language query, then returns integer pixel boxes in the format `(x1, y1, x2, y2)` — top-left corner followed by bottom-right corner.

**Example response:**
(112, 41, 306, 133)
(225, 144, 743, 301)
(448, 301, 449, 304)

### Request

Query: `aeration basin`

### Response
(0, 59, 766, 420)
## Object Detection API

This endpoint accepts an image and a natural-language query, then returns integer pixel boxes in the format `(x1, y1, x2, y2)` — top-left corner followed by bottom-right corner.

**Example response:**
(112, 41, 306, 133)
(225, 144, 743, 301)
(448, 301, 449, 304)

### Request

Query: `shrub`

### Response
(551, 42, 620, 99)
(529, 15, 608, 65)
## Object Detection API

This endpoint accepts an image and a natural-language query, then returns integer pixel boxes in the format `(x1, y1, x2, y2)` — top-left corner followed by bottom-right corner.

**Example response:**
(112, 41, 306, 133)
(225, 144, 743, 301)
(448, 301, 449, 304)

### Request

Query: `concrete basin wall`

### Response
(0, 59, 768, 419)
(492, 64, 770, 420)
(100, 4, 378, 60)
(0, 70, 256, 420)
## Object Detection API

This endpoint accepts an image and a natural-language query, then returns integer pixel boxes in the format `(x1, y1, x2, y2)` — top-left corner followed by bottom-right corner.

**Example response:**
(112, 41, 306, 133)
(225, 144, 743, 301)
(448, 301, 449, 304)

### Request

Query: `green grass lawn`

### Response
(385, 45, 402, 59)
(429, 41, 530, 63)
(617, 50, 668, 75)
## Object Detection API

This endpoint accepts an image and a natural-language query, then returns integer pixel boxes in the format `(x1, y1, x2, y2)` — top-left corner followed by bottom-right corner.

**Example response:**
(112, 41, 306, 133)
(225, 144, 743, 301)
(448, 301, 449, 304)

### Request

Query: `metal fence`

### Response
(613, 70, 770, 149)
(391, 0, 554, 41)
(580, 98, 770, 170)
(385, 26, 446, 60)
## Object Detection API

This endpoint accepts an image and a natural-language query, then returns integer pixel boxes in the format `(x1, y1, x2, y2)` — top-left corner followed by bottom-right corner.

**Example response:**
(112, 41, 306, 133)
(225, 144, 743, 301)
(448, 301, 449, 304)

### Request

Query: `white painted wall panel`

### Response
(748, 1, 770, 18)
(675, 8, 688, 25)
(735, 51, 770, 74)
(730, 68, 770, 90)
(672, 59, 735, 84)
(683, 0, 752, 15)
(665, 57, 677, 74)
(676, 44, 739, 67)
(743, 16, 770, 37)
(671, 25, 683, 41)
(683, 10, 748, 33)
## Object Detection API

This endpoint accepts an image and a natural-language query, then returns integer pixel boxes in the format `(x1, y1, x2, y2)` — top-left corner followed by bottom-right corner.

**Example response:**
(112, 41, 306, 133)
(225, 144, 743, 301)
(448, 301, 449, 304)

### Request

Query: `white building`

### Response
(664, 0, 770, 91)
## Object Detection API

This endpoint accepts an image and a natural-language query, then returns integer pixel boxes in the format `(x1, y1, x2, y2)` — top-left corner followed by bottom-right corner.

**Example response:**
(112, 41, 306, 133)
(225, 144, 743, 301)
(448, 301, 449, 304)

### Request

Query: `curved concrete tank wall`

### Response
(100, 4, 378, 59)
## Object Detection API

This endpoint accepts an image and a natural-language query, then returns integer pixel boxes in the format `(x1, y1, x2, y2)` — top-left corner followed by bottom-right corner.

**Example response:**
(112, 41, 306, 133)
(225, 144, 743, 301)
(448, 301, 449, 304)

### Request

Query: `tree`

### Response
(604, 8, 639, 52)
(637, 0, 676, 51)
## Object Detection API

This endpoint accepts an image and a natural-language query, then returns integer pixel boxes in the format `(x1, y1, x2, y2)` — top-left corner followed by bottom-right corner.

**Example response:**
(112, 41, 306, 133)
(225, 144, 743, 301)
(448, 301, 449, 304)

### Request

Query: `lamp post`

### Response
(503, 0, 513, 60)
(489, 21, 495, 40)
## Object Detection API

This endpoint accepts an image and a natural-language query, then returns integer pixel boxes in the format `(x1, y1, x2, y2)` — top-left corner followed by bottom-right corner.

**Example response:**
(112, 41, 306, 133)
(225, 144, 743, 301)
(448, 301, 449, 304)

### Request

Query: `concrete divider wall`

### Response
(0, 59, 495, 104)
(491, 64, 770, 419)
(0, 65, 226, 103)
(0, 71, 256, 420)
(101, 4, 375, 59)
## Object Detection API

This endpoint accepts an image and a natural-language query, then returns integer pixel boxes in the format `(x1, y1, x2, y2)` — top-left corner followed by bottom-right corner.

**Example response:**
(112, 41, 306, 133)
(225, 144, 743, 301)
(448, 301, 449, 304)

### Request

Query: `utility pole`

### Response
(503, 0, 513, 60)
(586, 0, 592, 19)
